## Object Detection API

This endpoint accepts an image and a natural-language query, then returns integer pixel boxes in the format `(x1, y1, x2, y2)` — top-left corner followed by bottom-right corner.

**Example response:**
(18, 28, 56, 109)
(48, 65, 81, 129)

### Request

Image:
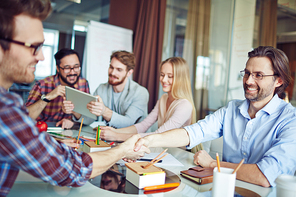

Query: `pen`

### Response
(143, 182, 180, 191)
(138, 158, 162, 163)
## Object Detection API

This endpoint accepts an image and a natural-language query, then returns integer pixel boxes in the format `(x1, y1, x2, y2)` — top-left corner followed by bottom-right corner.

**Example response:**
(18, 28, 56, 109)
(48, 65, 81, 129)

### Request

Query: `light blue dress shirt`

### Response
(184, 94, 296, 186)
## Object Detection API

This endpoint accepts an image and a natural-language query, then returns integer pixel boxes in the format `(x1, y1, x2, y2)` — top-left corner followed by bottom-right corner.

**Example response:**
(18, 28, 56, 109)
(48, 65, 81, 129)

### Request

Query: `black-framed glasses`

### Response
(59, 66, 81, 74)
(240, 70, 278, 80)
(0, 37, 43, 56)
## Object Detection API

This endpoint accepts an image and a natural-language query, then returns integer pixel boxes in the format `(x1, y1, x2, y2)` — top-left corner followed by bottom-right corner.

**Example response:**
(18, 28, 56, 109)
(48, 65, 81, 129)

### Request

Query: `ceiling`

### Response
(44, 0, 296, 41)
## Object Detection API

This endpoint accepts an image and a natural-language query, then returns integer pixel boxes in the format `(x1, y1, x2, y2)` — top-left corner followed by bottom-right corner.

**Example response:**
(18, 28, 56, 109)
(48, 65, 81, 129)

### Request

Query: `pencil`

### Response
(216, 153, 221, 172)
(232, 158, 244, 174)
(98, 126, 101, 145)
(143, 148, 168, 169)
(76, 118, 84, 148)
(151, 148, 168, 163)
(143, 182, 180, 191)
(144, 153, 168, 169)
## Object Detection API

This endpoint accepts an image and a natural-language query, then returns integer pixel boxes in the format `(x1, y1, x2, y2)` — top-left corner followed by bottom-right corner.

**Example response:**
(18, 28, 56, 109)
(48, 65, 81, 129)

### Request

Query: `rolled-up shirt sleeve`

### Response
(0, 92, 93, 187)
(184, 106, 225, 149)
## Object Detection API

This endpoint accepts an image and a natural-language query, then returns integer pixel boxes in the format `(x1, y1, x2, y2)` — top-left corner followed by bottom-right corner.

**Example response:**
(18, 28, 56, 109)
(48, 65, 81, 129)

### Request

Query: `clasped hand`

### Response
(121, 134, 150, 162)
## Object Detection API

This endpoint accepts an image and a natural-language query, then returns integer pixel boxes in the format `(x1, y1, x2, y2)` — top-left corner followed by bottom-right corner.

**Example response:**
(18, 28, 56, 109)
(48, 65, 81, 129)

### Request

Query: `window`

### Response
(35, 29, 59, 80)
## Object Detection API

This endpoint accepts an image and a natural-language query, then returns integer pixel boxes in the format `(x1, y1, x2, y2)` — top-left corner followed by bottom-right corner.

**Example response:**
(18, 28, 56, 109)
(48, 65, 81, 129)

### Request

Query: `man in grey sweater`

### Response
(63, 51, 149, 128)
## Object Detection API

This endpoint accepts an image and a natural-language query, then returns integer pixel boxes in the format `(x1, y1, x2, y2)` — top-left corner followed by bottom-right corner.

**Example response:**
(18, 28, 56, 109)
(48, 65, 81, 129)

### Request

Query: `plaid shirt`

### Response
(0, 86, 93, 196)
(26, 75, 90, 122)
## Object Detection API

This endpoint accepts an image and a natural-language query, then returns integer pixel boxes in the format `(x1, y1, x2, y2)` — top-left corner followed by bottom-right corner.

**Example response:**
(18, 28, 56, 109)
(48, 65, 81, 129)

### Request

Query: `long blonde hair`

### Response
(160, 57, 196, 124)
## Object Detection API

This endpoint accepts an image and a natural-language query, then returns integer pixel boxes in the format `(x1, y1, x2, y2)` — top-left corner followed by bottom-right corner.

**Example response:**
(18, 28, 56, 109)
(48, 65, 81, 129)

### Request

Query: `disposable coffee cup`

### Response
(212, 167, 236, 197)
(275, 174, 296, 197)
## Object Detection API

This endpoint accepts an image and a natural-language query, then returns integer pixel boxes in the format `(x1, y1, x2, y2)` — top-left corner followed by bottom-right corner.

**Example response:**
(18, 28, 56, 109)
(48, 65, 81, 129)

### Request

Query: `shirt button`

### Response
(244, 137, 247, 140)
(243, 152, 247, 155)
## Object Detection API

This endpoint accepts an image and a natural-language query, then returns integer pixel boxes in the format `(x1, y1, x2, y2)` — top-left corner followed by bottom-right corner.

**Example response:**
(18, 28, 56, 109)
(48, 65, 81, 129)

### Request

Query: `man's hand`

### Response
(87, 95, 106, 116)
(134, 137, 150, 152)
(193, 150, 216, 168)
(60, 138, 80, 149)
(100, 126, 118, 141)
(45, 85, 65, 101)
(120, 134, 150, 161)
(56, 118, 74, 129)
(62, 99, 75, 114)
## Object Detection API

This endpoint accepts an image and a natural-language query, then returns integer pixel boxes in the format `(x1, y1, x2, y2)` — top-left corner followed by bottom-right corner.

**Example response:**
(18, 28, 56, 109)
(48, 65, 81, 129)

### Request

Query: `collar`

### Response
(0, 86, 8, 94)
(239, 94, 282, 117)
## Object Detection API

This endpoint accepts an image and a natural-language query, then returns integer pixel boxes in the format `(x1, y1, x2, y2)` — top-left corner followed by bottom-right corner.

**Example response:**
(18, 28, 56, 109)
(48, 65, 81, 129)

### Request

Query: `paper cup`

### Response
(275, 174, 296, 197)
(212, 167, 236, 197)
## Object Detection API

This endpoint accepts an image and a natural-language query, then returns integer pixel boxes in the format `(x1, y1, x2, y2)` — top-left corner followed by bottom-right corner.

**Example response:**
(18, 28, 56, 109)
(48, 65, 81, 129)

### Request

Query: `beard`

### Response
(108, 73, 127, 86)
(244, 83, 274, 102)
(57, 71, 80, 86)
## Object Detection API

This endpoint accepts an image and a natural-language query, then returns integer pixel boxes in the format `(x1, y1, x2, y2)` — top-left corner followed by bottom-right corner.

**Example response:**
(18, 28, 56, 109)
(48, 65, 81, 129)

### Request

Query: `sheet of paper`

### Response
(116, 152, 183, 167)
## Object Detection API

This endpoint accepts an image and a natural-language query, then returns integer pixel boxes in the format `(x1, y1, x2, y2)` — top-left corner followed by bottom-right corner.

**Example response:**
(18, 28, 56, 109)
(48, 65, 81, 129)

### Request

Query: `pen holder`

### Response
(83, 141, 111, 153)
(125, 162, 166, 189)
(212, 167, 236, 197)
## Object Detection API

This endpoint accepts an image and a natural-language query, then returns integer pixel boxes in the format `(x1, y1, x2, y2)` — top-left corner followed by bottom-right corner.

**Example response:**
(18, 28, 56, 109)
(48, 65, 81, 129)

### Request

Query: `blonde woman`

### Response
(100, 57, 196, 142)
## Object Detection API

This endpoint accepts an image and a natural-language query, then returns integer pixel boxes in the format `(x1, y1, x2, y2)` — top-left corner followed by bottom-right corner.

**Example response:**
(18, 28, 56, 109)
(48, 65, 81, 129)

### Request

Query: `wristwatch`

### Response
(41, 94, 50, 103)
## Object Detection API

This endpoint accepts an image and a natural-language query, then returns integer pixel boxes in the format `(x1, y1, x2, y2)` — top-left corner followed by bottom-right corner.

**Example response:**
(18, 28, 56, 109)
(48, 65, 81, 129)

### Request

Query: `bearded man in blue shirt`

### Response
(134, 46, 296, 187)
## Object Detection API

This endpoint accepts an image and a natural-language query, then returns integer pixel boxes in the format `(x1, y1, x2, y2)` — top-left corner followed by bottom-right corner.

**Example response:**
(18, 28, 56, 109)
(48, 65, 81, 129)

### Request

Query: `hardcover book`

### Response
(180, 165, 213, 185)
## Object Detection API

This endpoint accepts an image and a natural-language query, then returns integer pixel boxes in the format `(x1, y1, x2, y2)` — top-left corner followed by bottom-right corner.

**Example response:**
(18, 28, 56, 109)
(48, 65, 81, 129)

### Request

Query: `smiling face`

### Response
(243, 57, 282, 105)
(0, 14, 45, 89)
(160, 62, 174, 93)
(108, 57, 131, 86)
(56, 54, 81, 86)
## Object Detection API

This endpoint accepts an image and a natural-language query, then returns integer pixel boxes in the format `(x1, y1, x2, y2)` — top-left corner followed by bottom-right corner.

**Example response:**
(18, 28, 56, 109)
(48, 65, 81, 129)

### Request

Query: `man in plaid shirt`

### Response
(26, 48, 89, 129)
(0, 1, 149, 196)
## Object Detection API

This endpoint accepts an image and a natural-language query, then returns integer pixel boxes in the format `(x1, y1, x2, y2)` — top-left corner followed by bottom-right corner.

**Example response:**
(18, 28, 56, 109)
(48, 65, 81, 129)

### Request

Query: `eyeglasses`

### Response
(0, 37, 43, 56)
(240, 70, 278, 80)
(59, 66, 81, 74)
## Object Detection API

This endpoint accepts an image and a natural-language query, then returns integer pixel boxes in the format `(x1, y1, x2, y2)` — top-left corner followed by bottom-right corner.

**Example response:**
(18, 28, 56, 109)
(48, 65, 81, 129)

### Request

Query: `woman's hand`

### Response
(100, 126, 118, 141)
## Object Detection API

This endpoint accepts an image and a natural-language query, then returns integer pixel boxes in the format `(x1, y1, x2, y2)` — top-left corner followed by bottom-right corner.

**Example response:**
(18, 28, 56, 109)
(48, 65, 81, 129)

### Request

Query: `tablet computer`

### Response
(65, 86, 98, 120)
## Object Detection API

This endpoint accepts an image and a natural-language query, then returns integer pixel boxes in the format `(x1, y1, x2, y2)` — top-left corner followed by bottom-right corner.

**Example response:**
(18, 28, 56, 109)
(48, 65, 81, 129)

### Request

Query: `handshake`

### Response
(118, 134, 150, 162)
(63, 134, 151, 162)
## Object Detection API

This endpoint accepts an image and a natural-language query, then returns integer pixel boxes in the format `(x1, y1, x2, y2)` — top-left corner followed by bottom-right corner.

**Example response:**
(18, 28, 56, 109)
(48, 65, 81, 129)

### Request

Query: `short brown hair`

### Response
(0, 0, 52, 51)
(248, 46, 292, 99)
(110, 51, 135, 71)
